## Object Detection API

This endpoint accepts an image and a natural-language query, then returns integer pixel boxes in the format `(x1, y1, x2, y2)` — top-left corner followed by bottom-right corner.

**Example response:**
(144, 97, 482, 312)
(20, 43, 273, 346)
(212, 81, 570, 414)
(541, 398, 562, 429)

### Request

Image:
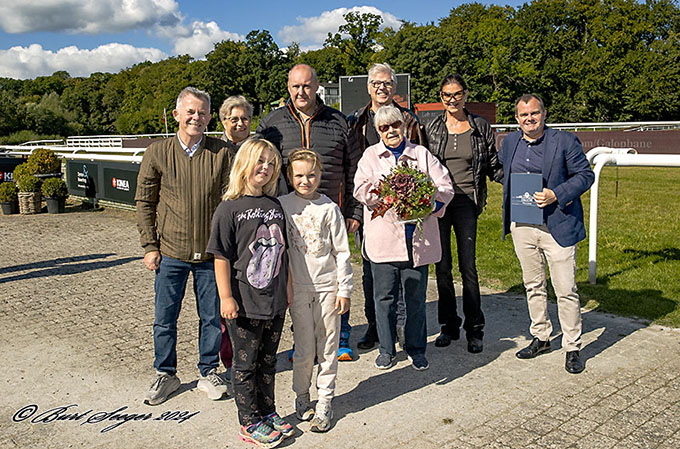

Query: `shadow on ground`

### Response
(0, 254, 140, 283)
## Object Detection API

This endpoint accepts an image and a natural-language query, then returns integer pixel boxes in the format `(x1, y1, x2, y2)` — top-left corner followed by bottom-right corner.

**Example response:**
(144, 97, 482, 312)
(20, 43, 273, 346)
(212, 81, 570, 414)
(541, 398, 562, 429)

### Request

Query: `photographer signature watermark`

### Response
(13, 403, 200, 433)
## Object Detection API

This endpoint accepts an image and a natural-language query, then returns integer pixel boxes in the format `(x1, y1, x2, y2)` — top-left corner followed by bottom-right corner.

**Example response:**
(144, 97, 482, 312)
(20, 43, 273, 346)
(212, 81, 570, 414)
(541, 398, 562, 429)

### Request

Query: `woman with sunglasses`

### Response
(354, 105, 453, 371)
(219, 95, 253, 150)
(424, 74, 503, 354)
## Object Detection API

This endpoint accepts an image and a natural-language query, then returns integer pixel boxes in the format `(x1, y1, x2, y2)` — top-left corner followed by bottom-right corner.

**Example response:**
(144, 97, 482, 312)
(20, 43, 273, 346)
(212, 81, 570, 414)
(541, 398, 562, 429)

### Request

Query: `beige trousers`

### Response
(290, 290, 341, 404)
(510, 222, 582, 351)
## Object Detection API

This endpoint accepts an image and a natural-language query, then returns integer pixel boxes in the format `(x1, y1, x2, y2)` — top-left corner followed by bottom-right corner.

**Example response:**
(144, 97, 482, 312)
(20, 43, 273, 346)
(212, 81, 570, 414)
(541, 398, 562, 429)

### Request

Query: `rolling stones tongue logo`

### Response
(247, 223, 285, 289)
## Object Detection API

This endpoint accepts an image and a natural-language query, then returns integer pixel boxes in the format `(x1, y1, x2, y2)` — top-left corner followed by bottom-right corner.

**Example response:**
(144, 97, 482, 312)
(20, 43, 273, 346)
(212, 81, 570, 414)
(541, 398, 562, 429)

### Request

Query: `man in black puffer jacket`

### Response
(256, 64, 362, 362)
(257, 64, 362, 224)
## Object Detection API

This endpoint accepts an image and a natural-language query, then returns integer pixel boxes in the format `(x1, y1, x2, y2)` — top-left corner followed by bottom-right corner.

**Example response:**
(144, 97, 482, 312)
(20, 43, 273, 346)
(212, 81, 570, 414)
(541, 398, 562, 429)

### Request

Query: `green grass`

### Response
(475, 167, 680, 327)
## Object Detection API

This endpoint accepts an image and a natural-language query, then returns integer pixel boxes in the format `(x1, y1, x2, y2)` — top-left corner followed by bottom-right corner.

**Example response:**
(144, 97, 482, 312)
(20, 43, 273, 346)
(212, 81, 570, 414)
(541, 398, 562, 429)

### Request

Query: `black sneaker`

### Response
(407, 354, 429, 371)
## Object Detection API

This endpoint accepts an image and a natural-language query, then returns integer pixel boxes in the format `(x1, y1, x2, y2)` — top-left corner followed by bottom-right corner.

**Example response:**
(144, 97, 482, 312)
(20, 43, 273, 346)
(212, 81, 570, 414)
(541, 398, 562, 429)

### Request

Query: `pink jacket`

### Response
(354, 139, 454, 267)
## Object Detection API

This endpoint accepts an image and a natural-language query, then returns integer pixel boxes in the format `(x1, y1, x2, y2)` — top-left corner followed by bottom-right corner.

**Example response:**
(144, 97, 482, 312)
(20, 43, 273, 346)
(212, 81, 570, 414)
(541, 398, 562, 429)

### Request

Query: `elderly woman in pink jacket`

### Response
(354, 104, 454, 371)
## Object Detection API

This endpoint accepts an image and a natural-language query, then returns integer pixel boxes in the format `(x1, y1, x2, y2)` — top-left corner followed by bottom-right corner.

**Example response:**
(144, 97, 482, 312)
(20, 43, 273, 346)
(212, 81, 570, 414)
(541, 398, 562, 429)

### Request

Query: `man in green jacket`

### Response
(136, 87, 233, 405)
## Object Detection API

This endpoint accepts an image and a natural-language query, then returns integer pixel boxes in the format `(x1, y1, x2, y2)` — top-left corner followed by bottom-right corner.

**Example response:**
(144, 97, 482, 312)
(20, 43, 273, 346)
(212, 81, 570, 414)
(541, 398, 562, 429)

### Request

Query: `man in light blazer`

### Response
(498, 94, 594, 374)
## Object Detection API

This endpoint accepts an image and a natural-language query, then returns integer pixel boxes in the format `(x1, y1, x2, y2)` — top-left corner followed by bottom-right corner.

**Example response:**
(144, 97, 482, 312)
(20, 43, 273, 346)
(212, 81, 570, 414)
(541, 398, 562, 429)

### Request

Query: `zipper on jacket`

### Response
(288, 102, 319, 149)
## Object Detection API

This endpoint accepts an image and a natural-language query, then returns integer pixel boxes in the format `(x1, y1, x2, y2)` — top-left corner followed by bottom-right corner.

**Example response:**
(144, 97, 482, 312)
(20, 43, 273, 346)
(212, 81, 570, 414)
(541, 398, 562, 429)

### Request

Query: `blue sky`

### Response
(0, 1, 527, 79)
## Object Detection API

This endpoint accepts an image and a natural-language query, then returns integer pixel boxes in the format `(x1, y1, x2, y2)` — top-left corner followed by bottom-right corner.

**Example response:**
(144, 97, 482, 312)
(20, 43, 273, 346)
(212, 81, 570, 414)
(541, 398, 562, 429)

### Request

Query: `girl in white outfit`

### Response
(278, 149, 353, 433)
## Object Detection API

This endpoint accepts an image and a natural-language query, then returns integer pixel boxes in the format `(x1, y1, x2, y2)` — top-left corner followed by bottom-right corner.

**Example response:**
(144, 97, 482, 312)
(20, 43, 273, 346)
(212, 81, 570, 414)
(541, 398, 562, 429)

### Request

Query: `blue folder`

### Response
(510, 173, 543, 225)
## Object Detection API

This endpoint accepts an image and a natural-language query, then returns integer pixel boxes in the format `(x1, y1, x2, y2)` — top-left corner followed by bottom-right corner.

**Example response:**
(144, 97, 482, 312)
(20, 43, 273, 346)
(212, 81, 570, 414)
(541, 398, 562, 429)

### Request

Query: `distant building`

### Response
(318, 83, 340, 108)
(415, 102, 497, 125)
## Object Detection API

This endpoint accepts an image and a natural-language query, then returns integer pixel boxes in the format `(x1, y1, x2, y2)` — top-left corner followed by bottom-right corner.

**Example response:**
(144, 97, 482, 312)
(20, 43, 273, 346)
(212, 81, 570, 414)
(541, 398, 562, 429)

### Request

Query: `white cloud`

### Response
(0, 0, 182, 34)
(0, 43, 167, 79)
(172, 21, 243, 59)
(278, 6, 402, 50)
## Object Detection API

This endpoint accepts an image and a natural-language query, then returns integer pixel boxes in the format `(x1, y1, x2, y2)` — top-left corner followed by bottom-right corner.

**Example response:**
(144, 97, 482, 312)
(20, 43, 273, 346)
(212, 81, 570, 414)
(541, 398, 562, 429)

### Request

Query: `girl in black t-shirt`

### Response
(207, 138, 293, 448)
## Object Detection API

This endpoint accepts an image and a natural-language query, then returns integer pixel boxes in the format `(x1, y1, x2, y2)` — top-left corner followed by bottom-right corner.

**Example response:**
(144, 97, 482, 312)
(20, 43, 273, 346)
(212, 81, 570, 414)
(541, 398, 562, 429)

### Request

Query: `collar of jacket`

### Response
(375, 138, 417, 160)
(286, 95, 325, 121)
(435, 107, 480, 134)
(175, 133, 207, 157)
(357, 99, 407, 123)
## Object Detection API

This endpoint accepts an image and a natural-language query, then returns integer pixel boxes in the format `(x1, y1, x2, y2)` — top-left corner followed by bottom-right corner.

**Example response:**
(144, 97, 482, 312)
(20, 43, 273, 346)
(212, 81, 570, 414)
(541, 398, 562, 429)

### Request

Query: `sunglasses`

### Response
(440, 90, 466, 102)
(378, 120, 402, 133)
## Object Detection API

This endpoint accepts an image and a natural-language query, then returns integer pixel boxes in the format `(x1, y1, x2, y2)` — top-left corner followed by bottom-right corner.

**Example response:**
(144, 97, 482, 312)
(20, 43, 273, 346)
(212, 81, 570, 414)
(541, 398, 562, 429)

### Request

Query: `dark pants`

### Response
(153, 256, 221, 376)
(219, 318, 233, 369)
(225, 314, 284, 426)
(435, 195, 484, 340)
(371, 239, 428, 357)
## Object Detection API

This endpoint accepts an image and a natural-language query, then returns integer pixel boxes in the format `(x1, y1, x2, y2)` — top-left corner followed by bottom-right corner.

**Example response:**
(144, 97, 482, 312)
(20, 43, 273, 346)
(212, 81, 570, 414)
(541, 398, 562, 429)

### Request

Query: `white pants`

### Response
(290, 290, 341, 404)
(511, 222, 582, 351)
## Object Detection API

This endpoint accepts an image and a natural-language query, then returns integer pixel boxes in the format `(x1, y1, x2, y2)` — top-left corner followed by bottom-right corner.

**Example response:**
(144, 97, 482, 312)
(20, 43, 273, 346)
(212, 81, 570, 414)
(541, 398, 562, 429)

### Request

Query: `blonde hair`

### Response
(223, 138, 281, 200)
(286, 149, 323, 184)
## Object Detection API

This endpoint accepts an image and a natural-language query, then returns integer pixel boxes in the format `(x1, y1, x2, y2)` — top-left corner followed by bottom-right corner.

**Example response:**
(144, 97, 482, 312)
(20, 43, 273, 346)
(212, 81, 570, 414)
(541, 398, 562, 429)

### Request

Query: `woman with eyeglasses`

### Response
(424, 74, 503, 354)
(219, 95, 253, 150)
(354, 105, 453, 371)
(214, 94, 255, 382)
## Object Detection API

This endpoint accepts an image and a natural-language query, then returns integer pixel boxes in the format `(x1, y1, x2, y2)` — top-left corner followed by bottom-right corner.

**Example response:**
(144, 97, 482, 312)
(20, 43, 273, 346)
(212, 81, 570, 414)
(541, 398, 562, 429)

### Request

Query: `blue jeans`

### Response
(435, 195, 484, 340)
(370, 242, 428, 357)
(153, 256, 221, 376)
(352, 226, 406, 335)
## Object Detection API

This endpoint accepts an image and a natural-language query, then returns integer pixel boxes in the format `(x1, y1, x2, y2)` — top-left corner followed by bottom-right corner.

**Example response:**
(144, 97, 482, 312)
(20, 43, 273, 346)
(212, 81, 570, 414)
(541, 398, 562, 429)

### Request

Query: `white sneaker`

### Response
(295, 393, 315, 421)
(197, 368, 227, 400)
(144, 371, 180, 406)
(310, 401, 333, 433)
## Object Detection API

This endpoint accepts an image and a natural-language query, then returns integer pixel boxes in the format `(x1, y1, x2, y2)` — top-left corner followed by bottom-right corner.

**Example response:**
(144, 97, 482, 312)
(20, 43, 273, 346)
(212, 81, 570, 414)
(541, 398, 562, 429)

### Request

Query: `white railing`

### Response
(492, 121, 680, 133)
(587, 147, 680, 284)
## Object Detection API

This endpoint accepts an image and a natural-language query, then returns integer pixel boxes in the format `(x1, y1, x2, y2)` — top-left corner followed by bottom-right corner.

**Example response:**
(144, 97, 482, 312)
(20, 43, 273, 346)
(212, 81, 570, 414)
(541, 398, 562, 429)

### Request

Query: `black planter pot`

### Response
(1, 200, 18, 215)
(45, 197, 66, 214)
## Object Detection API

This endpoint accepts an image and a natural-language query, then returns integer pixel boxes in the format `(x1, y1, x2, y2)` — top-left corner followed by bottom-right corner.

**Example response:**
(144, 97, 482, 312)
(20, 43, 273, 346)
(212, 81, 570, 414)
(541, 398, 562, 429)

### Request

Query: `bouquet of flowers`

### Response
(369, 163, 437, 230)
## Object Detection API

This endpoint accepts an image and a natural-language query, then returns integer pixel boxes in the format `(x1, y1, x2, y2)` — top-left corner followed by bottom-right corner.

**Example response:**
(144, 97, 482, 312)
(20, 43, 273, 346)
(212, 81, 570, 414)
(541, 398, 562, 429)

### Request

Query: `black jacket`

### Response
(256, 97, 362, 222)
(347, 100, 427, 151)
(424, 109, 503, 216)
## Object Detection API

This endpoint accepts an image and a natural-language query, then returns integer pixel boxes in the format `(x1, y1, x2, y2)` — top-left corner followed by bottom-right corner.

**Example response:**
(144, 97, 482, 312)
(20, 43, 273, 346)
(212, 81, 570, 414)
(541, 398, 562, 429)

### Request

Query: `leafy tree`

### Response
(205, 39, 248, 117)
(23, 71, 70, 99)
(325, 12, 383, 75)
(375, 22, 449, 104)
(297, 46, 346, 83)
(0, 91, 23, 136)
(61, 72, 116, 134)
(23, 92, 75, 136)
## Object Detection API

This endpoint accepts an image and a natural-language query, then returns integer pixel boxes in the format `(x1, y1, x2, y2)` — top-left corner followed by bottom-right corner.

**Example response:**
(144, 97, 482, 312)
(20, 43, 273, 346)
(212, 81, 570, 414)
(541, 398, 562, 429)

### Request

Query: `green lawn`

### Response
(475, 167, 680, 327)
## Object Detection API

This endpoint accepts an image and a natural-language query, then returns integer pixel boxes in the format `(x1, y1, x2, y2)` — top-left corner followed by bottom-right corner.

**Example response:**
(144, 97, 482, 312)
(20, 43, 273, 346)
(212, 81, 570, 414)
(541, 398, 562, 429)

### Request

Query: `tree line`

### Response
(1, 0, 678, 144)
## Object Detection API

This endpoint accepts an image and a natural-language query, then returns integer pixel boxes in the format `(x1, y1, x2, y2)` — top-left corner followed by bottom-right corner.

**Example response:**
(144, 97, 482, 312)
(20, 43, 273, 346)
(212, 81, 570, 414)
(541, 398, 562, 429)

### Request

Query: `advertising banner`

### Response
(0, 156, 25, 183)
(340, 74, 411, 115)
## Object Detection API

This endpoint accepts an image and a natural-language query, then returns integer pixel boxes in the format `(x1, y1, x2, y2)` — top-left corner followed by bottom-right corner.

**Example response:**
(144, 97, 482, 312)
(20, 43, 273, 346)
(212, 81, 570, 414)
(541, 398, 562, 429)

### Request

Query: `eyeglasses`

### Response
(378, 120, 402, 133)
(226, 116, 250, 124)
(369, 80, 394, 89)
(440, 90, 466, 102)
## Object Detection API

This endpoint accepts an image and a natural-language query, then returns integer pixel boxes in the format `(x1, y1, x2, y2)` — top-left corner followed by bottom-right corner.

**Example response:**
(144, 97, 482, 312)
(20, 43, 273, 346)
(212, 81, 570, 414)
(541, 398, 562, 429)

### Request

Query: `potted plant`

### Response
(27, 148, 61, 176)
(0, 182, 19, 215)
(41, 177, 69, 214)
(15, 163, 42, 214)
